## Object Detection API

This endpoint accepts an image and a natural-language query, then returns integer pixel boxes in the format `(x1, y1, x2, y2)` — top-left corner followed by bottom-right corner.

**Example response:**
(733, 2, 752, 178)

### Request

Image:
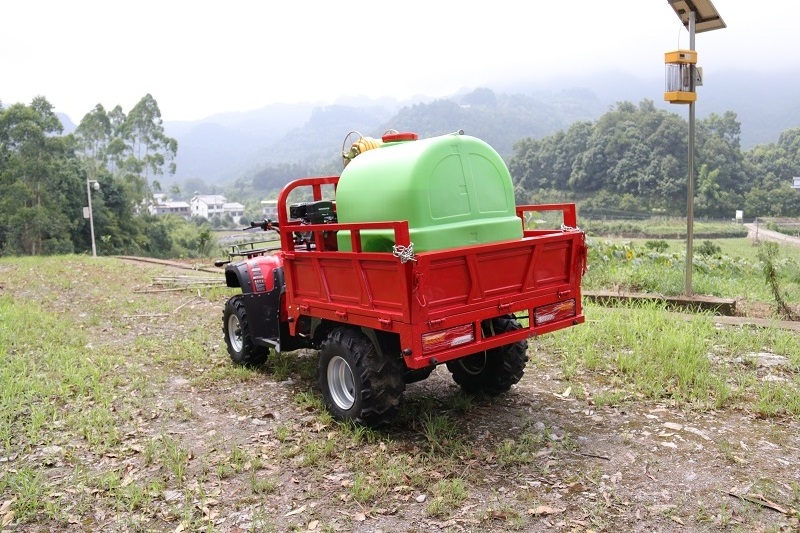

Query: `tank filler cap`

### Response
(382, 131, 418, 143)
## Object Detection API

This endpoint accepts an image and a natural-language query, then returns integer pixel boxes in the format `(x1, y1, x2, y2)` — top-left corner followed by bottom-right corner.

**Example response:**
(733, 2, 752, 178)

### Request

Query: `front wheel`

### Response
(446, 316, 529, 396)
(318, 328, 405, 427)
(222, 296, 269, 366)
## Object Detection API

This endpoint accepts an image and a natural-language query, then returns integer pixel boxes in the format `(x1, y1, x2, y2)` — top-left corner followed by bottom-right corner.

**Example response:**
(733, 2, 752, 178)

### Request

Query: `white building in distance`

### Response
(261, 199, 279, 221)
(148, 194, 190, 219)
(190, 195, 245, 224)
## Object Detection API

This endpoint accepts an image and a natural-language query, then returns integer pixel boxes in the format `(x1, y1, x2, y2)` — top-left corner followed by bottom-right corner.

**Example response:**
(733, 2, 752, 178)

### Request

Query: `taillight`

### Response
(421, 324, 474, 355)
(534, 299, 576, 326)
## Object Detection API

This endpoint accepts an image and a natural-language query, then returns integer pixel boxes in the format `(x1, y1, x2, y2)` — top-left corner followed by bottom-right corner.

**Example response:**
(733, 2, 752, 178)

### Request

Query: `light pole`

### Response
(86, 178, 100, 257)
(665, 0, 726, 296)
(686, 11, 697, 297)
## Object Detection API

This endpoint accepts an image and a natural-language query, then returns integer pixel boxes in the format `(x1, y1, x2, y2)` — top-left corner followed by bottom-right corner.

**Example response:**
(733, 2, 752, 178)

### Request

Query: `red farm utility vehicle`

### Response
(218, 130, 587, 427)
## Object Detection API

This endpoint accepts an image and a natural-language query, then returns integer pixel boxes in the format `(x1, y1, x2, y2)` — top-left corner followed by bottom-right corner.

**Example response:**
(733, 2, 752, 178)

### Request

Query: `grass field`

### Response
(583, 236, 800, 313)
(582, 219, 749, 239)
(1, 253, 799, 531)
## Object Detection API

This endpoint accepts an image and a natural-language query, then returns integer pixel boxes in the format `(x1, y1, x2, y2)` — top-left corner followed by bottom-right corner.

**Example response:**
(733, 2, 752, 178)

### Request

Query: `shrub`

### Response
(696, 240, 721, 257)
(645, 240, 669, 253)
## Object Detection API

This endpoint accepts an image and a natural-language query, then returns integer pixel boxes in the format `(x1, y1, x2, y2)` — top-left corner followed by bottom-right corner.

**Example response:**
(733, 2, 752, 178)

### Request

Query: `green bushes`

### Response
(757, 241, 798, 319)
(583, 218, 748, 239)
(696, 240, 722, 256)
(585, 237, 800, 305)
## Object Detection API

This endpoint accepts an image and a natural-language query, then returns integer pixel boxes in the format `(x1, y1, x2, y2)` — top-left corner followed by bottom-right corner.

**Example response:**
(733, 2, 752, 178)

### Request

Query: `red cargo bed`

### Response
(278, 177, 587, 369)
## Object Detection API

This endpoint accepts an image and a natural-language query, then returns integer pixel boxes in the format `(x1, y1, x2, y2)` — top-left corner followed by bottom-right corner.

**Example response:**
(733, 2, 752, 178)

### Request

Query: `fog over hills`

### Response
(58, 68, 800, 188)
(495, 68, 800, 149)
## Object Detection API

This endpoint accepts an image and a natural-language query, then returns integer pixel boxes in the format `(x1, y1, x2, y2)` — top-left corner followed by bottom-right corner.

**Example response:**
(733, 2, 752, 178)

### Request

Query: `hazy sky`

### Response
(3, 1, 798, 123)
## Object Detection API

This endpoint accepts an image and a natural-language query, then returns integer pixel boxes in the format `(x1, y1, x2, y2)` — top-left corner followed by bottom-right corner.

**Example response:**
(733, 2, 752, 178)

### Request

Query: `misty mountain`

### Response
(163, 103, 317, 183)
(57, 113, 77, 134)
(498, 68, 800, 149)
(699, 69, 800, 148)
(380, 88, 607, 157)
(165, 88, 609, 186)
(58, 68, 800, 189)
(241, 103, 398, 176)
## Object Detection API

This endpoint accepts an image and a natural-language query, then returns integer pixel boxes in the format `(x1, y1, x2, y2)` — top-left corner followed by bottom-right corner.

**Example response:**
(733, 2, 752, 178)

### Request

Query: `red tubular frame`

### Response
(277, 177, 586, 370)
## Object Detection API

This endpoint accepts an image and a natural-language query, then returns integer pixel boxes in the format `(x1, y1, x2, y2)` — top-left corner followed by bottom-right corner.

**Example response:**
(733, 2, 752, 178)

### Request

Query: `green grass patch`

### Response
(0, 295, 134, 455)
(584, 218, 749, 239)
(536, 301, 800, 413)
(1, 252, 798, 530)
(584, 237, 800, 305)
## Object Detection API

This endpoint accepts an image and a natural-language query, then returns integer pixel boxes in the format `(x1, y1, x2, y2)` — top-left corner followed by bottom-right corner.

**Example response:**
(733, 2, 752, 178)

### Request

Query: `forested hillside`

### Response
(236, 87, 607, 199)
(161, 67, 800, 189)
(2, 93, 798, 258)
(165, 87, 607, 187)
(237, 94, 800, 221)
(508, 100, 800, 219)
(0, 96, 212, 258)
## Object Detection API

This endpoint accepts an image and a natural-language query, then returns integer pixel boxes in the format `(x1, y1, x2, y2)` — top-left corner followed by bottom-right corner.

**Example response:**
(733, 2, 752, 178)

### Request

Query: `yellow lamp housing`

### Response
(665, 49, 698, 104)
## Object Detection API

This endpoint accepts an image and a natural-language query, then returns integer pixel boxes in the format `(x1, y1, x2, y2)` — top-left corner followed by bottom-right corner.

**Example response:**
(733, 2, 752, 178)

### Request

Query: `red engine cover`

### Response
(246, 254, 283, 293)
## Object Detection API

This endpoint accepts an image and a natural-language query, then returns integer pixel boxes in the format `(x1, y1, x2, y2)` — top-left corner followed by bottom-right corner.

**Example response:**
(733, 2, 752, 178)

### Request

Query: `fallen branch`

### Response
(123, 297, 204, 319)
(727, 492, 789, 514)
(172, 297, 202, 314)
(574, 451, 611, 461)
(134, 285, 221, 293)
(152, 276, 223, 285)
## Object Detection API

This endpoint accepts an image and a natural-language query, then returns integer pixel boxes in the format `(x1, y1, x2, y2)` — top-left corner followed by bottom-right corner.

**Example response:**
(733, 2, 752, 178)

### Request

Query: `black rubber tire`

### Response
(318, 327, 405, 427)
(446, 316, 529, 396)
(222, 296, 269, 366)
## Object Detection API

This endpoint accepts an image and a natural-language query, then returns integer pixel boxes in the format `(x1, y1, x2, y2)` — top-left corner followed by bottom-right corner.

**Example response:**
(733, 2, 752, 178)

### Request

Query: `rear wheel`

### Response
(318, 328, 405, 427)
(223, 296, 269, 366)
(446, 316, 528, 395)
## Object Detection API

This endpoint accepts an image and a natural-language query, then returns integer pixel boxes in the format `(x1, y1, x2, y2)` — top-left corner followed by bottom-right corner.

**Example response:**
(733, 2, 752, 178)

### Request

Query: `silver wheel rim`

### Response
(227, 314, 243, 352)
(328, 355, 356, 410)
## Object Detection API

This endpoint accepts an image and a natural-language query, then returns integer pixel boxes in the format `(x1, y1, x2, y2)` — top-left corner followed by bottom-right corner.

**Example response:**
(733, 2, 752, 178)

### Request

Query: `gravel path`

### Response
(744, 223, 800, 247)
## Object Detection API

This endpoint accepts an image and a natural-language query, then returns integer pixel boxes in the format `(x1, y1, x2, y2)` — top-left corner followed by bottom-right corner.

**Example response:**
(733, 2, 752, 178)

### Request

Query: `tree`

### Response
(0, 97, 82, 255)
(143, 215, 173, 258)
(694, 164, 741, 218)
(222, 213, 234, 228)
(124, 94, 178, 196)
(697, 112, 748, 200)
(506, 99, 791, 218)
(75, 104, 112, 178)
(72, 97, 187, 257)
(197, 227, 213, 256)
(105, 105, 128, 177)
(777, 127, 800, 173)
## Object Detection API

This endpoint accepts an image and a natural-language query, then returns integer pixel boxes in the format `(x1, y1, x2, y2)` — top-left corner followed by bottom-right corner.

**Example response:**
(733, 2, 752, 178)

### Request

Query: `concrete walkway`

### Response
(744, 223, 800, 247)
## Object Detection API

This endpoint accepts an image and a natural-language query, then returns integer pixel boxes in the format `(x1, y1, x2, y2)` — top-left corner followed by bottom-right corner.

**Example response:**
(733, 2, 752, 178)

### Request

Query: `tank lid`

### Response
(382, 131, 418, 143)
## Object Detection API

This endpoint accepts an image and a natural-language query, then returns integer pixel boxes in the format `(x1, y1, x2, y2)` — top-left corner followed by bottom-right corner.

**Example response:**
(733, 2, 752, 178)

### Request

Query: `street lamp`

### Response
(85, 178, 100, 257)
(665, 0, 726, 296)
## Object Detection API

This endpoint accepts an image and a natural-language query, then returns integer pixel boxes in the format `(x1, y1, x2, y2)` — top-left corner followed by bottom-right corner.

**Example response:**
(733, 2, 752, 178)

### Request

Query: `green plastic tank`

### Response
(336, 131, 523, 252)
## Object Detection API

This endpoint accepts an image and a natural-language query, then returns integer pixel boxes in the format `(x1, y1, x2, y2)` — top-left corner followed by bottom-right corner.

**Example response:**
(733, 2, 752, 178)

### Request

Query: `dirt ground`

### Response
(134, 291, 800, 532)
(2, 257, 799, 532)
(150, 355, 800, 533)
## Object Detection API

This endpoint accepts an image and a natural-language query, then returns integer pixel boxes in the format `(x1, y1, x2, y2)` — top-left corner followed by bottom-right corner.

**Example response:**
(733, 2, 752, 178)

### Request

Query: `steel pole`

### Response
(86, 178, 97, 258)
(685, 11, 696, 296)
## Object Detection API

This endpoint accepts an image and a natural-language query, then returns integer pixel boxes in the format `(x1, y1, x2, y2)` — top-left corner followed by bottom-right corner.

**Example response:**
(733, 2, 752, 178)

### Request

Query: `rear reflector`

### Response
(421, 324, 474, 355)
(534, 299, 576, 326)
